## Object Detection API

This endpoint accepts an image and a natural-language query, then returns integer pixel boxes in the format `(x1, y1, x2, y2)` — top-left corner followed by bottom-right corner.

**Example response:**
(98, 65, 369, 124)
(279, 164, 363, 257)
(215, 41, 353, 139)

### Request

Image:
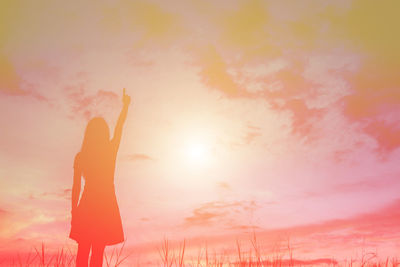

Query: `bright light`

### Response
(187, 142, 207, 163)
(183, 136, 212, 167)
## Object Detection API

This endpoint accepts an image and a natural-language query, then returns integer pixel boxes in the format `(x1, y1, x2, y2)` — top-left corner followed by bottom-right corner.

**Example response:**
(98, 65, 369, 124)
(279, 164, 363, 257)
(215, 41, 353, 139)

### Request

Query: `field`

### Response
(2, 234, 399, 267)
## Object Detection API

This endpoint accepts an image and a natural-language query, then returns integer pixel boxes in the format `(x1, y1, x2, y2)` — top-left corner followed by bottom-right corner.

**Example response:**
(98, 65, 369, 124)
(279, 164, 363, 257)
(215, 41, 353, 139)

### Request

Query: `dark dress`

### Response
(69, 144, 124, 245)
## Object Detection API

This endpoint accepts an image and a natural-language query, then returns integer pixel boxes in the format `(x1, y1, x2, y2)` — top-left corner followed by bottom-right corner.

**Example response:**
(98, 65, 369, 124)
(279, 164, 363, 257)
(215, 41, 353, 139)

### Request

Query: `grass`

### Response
(7, 243, 76, 267)
(3, 234, 400, 267)
(105, 240, 133, 267)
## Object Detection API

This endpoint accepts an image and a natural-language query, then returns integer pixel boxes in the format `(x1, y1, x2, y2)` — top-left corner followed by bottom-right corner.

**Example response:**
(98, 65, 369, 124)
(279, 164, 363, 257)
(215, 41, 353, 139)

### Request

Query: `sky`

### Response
(1, 0, 400, 264)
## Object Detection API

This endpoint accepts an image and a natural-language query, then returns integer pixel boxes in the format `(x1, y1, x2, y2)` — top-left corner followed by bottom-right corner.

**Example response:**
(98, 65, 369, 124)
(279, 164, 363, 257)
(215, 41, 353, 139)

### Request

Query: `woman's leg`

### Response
(90, 243, 105, 267)
(76, 242, 91, 267)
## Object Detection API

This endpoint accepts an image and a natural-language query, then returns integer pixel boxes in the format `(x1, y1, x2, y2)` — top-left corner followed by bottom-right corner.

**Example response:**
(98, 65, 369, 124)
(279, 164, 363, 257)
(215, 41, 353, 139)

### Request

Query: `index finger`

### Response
(123, 88, 126, 96)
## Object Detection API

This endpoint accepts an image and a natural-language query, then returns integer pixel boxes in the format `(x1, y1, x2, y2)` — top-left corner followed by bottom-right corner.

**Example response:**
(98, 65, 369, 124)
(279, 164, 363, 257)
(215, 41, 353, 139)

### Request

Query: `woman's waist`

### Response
(82, 182, 116, 194)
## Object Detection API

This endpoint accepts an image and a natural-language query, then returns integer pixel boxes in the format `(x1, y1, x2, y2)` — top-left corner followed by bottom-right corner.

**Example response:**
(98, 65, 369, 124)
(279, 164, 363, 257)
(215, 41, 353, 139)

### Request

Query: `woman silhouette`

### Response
(70, 89, 131, 267)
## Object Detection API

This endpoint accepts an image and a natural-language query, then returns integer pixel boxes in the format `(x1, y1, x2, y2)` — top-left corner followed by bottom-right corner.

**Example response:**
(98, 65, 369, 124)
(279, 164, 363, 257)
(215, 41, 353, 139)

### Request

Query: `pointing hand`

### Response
(122, 88, 131, 106)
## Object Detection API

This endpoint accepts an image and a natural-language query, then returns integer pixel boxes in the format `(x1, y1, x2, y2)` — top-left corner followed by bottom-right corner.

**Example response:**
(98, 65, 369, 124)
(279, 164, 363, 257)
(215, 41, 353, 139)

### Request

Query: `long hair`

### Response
(79, 117, 110, 174)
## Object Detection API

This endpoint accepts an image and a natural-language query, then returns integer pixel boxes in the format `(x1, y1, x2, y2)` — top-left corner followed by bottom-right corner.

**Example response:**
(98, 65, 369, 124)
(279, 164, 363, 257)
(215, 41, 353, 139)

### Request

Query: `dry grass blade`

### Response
(115, 240, 134, 267)
(236, 239, 242, 266)
(177, 239, 186, 267)
(105, 246, 117, 267)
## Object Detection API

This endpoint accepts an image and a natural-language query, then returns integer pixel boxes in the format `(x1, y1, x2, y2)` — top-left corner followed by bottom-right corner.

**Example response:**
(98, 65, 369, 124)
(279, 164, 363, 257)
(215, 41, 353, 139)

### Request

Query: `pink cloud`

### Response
(0, 54, 49, 102)
(126, 153, 153, 161)
(364, 120, 400, 155)
(341, 62, 400, 154)
(261, 198, 400, 247)
(243, 124, 262, 144)
(195, 45, 399, 157)
(0, 54, 23, 95)
(195, 51, 326, 140)
(65, 85, 119, 119)
(184, 200, 260, 228)
(194, 46, 254, 98)
(216, 182, 231, 191)
(302, 172, 400, 199)
(275, 98, 323, 138)
(173, 198, 400, 260)
(29, 189, 72, 201)
(0, 209, 9, 229)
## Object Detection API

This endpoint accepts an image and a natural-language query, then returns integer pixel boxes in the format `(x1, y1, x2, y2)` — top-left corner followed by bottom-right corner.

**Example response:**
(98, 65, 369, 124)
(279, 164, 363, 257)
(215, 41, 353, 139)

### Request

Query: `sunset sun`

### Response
(186, 141, 208, 164)
(182, 134, 212, 167)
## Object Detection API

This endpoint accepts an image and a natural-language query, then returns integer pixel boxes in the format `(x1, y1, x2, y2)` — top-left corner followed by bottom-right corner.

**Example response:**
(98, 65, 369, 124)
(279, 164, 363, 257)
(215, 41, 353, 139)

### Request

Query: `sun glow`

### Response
(183, 135, 212, 167)
(187, 142, 208, 163)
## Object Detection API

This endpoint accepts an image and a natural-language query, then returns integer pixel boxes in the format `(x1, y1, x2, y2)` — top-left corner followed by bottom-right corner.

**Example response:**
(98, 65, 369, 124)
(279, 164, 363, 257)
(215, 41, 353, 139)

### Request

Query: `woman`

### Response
(70, 89, 131, 267)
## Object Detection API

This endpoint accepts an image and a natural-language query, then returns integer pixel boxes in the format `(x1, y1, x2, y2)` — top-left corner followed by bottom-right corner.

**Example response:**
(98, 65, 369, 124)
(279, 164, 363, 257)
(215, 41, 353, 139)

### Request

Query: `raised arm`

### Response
(111, 88, 131, 151)
(71, 153, 82, 215)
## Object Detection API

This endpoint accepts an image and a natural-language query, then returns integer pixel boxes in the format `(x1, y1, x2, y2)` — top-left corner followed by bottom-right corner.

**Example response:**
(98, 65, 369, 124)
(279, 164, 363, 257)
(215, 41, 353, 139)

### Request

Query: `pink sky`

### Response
(1, 0, 400, 264)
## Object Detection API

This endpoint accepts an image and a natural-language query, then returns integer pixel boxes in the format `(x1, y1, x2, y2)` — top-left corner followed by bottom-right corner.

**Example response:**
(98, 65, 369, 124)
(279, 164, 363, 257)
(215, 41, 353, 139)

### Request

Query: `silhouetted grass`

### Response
(105, 240, 133, 267)
(9, 243, 75, 267)
(4, 235, 400, 267)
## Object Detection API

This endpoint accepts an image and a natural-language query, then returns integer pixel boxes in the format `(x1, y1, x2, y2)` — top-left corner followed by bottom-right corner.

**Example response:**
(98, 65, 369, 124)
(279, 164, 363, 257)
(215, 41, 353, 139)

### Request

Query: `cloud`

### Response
(0, 208, 9, 222)
(280, 0, 400, 64)
(228, 224, 261, 231)
(0, 207, 56, 240)
(178, 197, 400, 262)
(196, 49, 325, 140)
(97, 90, 119, 101)
(0, 54, 50, 103)
(238, 1, 400, 152)
(65, 85, 119, 119)
(216, 181, 231, 191)
(257, 62, 326, 139)
(264, 198, 400, 243)
(195, 35, 395, 152)
(0, 54, 23, 95)
(327, 8, 400, 154)
(218, 0, 269, 48)
(243, 124, 262, 144)
(196, 46, 244, 97)
(364, 120, 400, 155)
(184, 200, 259, 228)
(126, 153, 153, 161)
(185, 198, 398, 258)
(302, 173, 400, 199)
(289, 19, 318, 49)
(338, 0, 400, 65)
(276, 99, 322, 138)
(341, 62, 400, 154)
(34, 188, 72, 201)
(113, 0, 183, 44)
(0, 1, 21, 48)
(282, 0, 400, 153)
(343, 63, 400, 120)
(184, 208, 222, 227)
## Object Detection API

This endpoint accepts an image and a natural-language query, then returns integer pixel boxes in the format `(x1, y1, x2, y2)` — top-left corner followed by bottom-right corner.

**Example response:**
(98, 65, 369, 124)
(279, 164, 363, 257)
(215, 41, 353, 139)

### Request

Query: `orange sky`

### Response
(1, 0, 400, 264)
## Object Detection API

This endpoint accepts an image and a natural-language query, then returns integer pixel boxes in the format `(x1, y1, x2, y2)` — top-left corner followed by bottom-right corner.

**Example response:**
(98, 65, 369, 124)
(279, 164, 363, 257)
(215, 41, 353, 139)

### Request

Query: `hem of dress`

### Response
(69, 234, 125, 246)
